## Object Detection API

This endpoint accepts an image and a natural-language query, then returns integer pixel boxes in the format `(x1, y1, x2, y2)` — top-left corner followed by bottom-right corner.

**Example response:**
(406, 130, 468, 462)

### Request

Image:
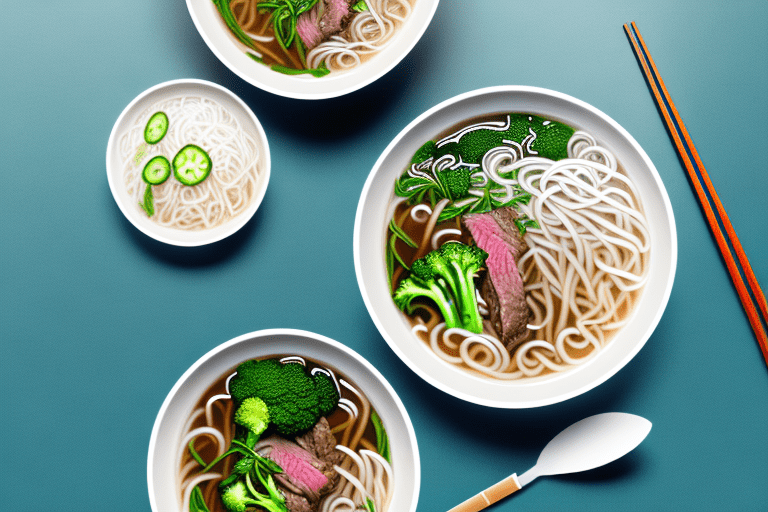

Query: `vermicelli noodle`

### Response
(120, 96, 264, 230)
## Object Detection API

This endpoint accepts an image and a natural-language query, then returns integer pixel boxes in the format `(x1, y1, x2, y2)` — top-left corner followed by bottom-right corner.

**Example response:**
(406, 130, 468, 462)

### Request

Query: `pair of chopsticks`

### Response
(624, 22, 768, 367)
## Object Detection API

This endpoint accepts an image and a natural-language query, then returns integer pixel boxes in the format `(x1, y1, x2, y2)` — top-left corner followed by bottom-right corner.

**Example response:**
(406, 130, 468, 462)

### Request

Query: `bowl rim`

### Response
(353, 85, 678, 408)
(106, 78, 271, 247)
(147, 328, 421, 511)
(185, 0, 440, 100)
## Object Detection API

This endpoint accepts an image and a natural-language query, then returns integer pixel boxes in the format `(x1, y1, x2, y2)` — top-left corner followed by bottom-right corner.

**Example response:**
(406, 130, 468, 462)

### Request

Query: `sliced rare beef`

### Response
(295, 417, 345, 467)
(261, 437, 339, 509)
(258, 418, 345, 512)
(462, 207, 532, 351)
(297, 0, 352, 50)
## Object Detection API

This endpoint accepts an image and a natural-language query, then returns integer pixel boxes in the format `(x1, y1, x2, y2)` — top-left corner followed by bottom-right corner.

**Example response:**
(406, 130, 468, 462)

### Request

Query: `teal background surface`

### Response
(1, 1, 767, 510)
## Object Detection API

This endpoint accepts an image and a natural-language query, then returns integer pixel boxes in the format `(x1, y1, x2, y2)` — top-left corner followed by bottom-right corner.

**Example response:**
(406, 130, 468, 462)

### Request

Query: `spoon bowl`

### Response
(451, 412, 652, 512)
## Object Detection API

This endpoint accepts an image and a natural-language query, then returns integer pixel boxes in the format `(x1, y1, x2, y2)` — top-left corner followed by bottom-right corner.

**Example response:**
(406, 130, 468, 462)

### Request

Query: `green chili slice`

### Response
(172, 144, 212, 186)
(142, 155, 171, 185)
(144, 111, 169, 144)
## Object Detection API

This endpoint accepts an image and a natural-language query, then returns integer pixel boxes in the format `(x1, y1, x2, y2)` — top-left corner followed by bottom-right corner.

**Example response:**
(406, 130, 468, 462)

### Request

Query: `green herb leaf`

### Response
(389, 218, 418, 248)
(233, 456, 255, 475)
(389, 234, 410, 271)
(370, 410, 391, 463)
(366, 497, 376, 512)
(188, 438, 207, 467)
(141, 185, 154, 217)
(189, 486, 211, 512)
(270, 62, 330, 77)
(352, 0, 369, 12)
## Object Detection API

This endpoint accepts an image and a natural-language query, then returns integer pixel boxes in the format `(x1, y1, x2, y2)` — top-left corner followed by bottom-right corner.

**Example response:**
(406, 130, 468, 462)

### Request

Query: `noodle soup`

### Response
(107, 80, 271, 246)
(147, 330, 420, 511)
(119, 95, 266, 231)
(386, 112, 651, 382)
(179, 356, 394, 512)
(215, 0, 416, 77)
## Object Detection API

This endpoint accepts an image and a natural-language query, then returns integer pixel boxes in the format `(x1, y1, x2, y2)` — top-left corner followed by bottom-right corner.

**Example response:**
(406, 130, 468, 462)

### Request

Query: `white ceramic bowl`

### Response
(106, 79, 270, 246)
(354, 86, 677, 408)
(186, 0, 439, 100)
(148, 329, 420, 512)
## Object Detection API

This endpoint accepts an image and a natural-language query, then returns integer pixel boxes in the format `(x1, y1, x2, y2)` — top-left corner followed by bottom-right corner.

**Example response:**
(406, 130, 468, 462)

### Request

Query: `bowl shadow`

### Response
(105, 181, 267, 269)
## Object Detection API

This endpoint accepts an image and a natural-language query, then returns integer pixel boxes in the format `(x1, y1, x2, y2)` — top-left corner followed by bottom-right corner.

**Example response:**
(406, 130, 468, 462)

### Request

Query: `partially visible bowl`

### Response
(186, 0, 439, 100)
(354, 86, 677, 408)
(106, 79, 270, 247)
(148, 329, 420, 511)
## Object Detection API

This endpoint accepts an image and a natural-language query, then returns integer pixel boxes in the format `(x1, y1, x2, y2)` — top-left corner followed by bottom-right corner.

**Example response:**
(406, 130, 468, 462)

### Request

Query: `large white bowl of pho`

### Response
(107, 79, 270, 246)
(186, 0, 439, 99)
(354, 86, 677, 408)
(148, 329, 420, 512)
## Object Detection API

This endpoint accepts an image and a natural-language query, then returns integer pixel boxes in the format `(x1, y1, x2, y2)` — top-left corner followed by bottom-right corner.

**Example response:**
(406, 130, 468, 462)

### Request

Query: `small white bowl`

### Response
(186, 0, 440, 100)
(106, 79, 270, 247)
(354, 86, 677, 408)
(147, 329, 420, 512)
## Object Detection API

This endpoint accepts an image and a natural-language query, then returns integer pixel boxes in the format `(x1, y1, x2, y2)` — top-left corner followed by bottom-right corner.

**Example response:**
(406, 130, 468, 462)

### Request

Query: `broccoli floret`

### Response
(411, 140, 437, 164)
(529, 117, 574, 160)
(395, 242, 488, 333)
(427, 114, 574, 165)
(423, 242, 488, 333)
(438, 242, 488, 333)
(221, 481, 287, 512)
(437, 167, 472, 200)
(229, 359, 340, 436)
(393, 271, 462, 330)
(234, 397, 269, 438)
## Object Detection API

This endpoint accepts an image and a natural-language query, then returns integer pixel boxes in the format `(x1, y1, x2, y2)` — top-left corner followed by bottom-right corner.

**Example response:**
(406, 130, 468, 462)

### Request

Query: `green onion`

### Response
(370, 410, 391, 463)
(389, 218, 418, 248)
(172, 145, 212, 186)
(144, 111, 169, 144)
(389, 234, 410, 271)
(142, 155, 171, 185)
(188, 439, 207, 467)
(270, 63, 330, 77)
(189, 486, 211, 512)
(140, 185, 154, 217)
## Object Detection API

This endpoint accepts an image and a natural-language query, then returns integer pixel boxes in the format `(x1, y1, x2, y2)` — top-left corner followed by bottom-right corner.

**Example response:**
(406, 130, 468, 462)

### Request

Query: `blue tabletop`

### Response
(2, 1, 767, 510)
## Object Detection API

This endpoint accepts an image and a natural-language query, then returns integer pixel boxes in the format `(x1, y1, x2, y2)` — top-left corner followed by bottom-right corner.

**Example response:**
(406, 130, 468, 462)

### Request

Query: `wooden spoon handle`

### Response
(448, 473, 521, 512)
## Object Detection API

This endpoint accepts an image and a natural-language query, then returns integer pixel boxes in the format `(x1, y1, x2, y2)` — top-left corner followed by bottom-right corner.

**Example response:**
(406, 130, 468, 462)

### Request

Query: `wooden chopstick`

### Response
(624, 21, 768, 367)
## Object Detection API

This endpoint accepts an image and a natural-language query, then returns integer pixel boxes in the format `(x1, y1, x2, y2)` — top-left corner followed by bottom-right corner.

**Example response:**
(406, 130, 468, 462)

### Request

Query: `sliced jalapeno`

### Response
(173, 144, 212, 186)
(144, 111, 169, 144)
(142, 155, 171, 185)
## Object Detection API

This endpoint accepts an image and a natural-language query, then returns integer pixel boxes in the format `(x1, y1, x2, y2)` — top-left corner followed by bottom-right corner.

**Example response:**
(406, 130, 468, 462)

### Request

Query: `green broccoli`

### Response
(411, 140, 437, 164)
(529, 117, 574, 160)
(408, 114, 574, 167)
(221, 480, 287, 512)
(393, 271, 462, 330)
(437, 167, 472, 200)
(234, 397, 269, 438)
(229, 359, 340, 436)
(394, 242, 488, 333)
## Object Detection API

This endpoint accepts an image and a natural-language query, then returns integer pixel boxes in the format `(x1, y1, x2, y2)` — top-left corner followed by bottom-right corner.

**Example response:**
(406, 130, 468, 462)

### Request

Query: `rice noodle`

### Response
(307, 0, 414, 71)
(119, 95, 264, 231)
(400, 128, 650, 380)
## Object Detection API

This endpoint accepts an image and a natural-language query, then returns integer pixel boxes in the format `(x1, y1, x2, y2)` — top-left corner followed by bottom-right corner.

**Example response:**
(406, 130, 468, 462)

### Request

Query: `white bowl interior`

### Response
(354, 86, 677, 408)
(148, 329, 420, 512)
(186, 0, 440, 99)
(106, 79, 270, 247)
